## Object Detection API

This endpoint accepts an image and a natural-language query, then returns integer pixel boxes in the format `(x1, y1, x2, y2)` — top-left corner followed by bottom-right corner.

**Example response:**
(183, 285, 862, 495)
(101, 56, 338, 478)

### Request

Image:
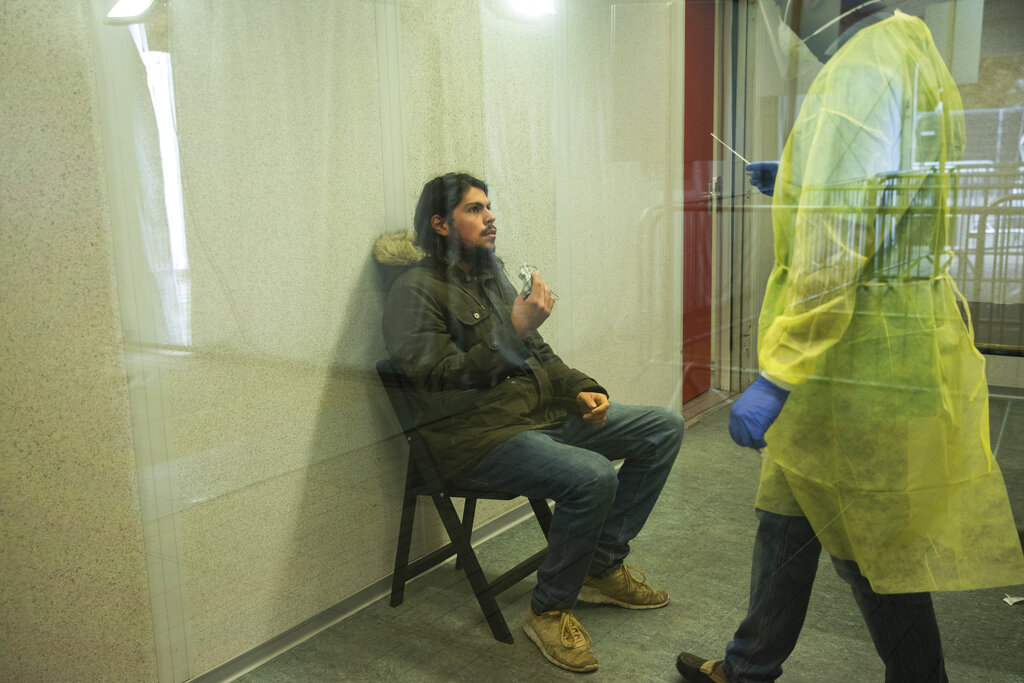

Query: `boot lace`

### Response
(559, 611, 592, 648)
(623, 565, 650, 587)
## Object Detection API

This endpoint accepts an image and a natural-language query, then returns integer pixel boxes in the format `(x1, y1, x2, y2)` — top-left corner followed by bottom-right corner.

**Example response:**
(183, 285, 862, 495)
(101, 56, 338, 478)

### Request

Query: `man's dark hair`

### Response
(413, 172, 489, 274)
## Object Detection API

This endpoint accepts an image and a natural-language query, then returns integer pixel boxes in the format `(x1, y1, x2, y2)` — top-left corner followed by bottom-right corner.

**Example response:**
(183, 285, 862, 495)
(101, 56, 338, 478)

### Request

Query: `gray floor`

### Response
(238, 400, 1024, 682)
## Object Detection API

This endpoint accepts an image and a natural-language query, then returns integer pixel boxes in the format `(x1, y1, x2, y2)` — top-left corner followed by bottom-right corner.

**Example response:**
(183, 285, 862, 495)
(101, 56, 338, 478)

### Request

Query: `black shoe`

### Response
(676, 652, 727, 682)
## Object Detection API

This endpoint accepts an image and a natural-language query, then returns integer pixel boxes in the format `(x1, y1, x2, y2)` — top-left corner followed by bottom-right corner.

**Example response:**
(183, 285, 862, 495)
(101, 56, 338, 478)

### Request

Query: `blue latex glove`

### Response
(745, 161, 779, 197)
(729, 375, 790, 449)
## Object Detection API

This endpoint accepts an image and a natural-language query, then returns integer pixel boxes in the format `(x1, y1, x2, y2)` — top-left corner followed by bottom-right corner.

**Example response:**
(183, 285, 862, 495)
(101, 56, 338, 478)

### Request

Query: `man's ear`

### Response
(430, 214, 449, 236)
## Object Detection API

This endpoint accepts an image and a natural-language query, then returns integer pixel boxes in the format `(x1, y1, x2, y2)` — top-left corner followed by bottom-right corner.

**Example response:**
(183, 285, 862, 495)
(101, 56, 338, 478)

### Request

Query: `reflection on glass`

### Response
(129, 21, 191, 347)
(76, 0, 1022, 680)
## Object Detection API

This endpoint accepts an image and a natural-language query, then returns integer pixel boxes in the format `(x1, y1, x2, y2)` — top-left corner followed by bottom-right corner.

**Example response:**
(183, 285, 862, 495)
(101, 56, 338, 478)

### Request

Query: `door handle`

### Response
(704, 176, 722, 214)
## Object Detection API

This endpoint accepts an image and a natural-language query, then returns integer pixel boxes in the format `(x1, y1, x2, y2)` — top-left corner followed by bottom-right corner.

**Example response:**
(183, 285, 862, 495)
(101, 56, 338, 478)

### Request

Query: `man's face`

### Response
(436, 187, 497, 253)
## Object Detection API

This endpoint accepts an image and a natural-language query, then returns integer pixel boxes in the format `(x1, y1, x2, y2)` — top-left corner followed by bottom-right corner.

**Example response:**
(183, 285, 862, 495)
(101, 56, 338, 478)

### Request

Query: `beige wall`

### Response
(2, 1, 685, 680)
(0, 1, 158, 681)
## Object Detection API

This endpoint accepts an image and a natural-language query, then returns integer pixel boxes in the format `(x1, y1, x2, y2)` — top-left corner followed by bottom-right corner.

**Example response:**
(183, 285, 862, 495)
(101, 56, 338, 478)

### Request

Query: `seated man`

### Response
(380, 172, 685, 673)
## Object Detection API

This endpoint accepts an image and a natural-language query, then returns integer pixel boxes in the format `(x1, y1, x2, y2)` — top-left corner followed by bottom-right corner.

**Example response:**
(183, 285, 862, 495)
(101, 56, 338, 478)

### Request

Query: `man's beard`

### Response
(457, 242, 497, 272)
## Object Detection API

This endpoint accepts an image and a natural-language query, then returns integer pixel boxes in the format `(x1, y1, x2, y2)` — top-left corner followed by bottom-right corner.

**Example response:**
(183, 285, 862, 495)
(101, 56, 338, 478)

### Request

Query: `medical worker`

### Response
(677, 1, 1024, 682)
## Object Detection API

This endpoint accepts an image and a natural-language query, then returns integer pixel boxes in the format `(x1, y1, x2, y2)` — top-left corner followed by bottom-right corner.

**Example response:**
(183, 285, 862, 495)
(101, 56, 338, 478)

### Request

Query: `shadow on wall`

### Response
(269, 253, 411, 642)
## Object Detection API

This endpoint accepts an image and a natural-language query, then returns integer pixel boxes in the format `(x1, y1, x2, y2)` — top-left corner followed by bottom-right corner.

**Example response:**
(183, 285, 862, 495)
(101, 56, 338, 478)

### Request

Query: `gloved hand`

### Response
(729, 375, 790, 449)
(745, 161, 779, 197)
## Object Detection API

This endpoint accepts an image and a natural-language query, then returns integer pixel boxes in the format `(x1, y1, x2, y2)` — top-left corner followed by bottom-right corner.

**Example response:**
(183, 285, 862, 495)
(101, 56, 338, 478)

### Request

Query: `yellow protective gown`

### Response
(755, 12, 1024, 593)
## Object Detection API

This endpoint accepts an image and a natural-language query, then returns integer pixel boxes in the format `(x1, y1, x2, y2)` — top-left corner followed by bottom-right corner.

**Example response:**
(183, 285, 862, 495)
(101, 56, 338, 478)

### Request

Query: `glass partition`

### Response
(92, 1, 687, 678)
(85, 0, 1021, 680)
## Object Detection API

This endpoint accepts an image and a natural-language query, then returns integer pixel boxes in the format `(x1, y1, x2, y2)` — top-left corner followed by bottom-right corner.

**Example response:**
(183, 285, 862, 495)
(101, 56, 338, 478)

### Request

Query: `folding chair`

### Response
(376, 359, 553, 643)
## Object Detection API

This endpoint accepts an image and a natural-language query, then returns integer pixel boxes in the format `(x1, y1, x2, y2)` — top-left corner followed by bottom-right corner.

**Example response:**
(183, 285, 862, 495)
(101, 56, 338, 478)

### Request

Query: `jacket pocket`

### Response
(453, 303, 492, 348)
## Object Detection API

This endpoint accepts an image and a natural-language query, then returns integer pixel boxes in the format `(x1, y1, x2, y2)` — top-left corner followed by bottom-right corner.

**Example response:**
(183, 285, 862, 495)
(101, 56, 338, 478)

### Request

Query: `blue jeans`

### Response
(723, 509, 947, 683)
(451, 403, 684, 614)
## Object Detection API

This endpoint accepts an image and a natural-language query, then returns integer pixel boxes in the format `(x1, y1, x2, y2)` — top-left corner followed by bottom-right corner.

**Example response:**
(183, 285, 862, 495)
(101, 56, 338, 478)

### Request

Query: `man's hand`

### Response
(511, 272, 555, 338)
(576, 392, 609, 428)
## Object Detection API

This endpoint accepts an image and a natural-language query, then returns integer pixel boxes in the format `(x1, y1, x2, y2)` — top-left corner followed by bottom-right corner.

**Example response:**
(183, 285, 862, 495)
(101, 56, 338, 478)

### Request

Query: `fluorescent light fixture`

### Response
(105, 0, 158, 25)
(509, 0, 556, 17)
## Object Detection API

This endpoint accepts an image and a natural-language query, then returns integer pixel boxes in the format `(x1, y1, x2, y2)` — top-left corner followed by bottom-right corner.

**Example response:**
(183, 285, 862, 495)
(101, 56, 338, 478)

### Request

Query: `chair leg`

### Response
(529, 498, 553, 538)
(390, 466, 419, 607)
(432, 492, 514, 644)
(455, 498, 478, 571)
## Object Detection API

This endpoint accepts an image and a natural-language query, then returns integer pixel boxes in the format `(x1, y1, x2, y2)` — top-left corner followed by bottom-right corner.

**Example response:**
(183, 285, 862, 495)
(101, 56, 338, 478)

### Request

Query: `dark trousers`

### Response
(451, 403, 684, 613)
(723, 509, 947, 682)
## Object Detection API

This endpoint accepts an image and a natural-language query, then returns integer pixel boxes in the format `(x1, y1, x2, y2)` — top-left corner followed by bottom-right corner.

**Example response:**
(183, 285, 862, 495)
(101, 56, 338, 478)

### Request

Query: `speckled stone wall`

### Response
(161, 2, 416, 675)
(0, 1, 158, 682)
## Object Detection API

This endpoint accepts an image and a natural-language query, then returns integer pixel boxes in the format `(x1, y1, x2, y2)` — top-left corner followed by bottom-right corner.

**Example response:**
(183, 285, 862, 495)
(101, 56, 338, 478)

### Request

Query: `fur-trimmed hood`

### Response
(373, 231, 425, 291)
(373, 231, 424, 267)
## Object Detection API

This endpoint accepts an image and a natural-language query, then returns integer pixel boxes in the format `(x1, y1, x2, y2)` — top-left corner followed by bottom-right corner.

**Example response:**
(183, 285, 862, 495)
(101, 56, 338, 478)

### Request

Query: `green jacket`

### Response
(379, 235, 604, 479)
